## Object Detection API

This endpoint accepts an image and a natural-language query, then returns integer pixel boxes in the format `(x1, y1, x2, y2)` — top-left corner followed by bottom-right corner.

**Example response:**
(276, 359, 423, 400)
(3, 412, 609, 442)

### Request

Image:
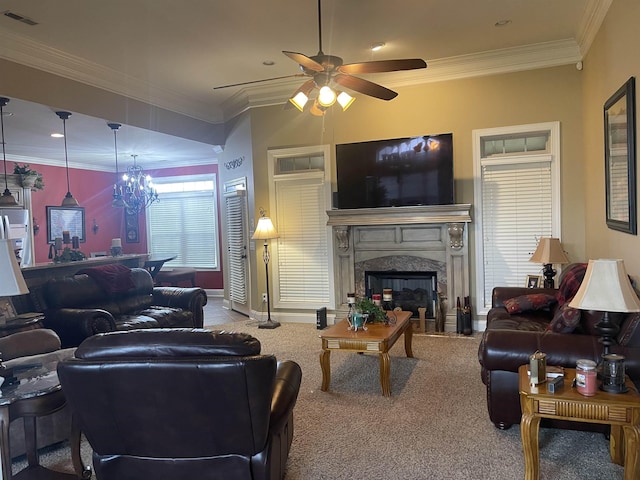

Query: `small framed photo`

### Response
(526, 275, 542, 289)
(0, 297, 17, 324)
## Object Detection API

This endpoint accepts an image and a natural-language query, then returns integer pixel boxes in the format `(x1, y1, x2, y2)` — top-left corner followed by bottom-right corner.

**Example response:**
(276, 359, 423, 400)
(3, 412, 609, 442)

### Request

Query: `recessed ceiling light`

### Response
(495, 20, 512, 27)
(51, 133, 64, 138)
(371, 42, 385, 52)
(262, 60, 275, 66)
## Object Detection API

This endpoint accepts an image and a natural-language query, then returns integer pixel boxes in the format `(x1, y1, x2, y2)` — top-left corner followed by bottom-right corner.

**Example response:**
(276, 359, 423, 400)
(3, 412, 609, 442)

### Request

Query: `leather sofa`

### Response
(0, 329, 76, 458)
(478, 263, 640, 430)
(42, 266, 207, 348)
(58, 328, 303, 480)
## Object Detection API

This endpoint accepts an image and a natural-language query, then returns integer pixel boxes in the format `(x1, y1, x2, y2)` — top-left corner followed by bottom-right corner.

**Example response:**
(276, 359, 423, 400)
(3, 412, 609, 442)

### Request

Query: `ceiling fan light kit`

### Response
(215, 0, 426, 116)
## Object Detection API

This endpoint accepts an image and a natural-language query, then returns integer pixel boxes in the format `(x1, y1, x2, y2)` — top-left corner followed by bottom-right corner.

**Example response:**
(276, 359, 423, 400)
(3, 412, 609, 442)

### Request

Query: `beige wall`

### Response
(582, 0, 640, 278)
(248, 65, 585, 308)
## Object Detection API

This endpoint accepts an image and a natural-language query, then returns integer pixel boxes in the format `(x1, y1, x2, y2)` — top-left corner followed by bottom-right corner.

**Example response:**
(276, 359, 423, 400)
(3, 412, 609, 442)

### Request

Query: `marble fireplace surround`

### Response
(326, 204, 472, 330)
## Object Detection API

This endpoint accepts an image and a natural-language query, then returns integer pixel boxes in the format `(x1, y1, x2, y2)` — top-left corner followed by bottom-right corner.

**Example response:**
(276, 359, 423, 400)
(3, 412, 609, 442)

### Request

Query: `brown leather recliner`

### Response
(57, 329, 302, 480)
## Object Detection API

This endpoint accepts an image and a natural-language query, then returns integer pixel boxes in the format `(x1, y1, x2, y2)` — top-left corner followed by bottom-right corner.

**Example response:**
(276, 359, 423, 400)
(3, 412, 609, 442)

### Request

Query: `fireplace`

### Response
(327, 204, 471, 330)
(365, 271, 437, 318)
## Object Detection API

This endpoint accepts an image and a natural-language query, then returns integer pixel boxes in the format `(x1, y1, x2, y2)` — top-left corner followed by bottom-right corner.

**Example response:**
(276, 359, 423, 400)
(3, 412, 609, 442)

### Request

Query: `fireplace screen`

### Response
(365, 271, 437, 318)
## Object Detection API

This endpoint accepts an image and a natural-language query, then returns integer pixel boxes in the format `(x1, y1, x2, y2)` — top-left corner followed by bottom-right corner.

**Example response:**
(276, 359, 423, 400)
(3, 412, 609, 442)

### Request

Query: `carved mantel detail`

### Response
(447, 223, 465, 250)
(334, 225, 350, 251)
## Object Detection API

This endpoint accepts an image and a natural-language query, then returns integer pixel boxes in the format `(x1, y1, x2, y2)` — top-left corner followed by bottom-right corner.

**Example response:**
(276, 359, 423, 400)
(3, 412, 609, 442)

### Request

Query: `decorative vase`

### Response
(19, 173, 38, 189)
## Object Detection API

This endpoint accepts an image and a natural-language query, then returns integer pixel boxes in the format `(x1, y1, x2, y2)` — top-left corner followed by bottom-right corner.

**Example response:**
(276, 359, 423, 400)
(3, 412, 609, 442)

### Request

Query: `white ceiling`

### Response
(0, 0, 609, 171)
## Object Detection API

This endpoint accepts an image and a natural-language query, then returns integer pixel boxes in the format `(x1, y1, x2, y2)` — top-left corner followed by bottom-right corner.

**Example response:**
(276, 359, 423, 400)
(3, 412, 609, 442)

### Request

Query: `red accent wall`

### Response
(29, 162, 223, 290)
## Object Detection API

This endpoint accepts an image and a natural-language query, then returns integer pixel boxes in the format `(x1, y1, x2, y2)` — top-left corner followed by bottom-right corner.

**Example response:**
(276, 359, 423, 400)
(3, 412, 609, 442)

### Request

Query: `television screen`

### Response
(335, 133, 454, 209)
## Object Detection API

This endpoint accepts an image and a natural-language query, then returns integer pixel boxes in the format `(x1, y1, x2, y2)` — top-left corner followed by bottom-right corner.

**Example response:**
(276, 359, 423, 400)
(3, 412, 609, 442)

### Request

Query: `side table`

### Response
(0, 360, 91, 480)
(518, 364, 640, 480)
(0, 315, 45, 338)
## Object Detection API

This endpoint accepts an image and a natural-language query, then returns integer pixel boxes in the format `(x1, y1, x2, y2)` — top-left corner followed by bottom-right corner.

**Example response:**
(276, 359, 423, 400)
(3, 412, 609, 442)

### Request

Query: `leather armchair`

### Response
(57, 329, 302, 480)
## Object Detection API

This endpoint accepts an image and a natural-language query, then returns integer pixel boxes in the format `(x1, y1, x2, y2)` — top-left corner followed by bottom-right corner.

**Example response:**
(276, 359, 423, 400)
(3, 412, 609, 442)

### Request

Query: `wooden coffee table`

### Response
(319, 310, 413, 396)
(518, 364, 640, 480)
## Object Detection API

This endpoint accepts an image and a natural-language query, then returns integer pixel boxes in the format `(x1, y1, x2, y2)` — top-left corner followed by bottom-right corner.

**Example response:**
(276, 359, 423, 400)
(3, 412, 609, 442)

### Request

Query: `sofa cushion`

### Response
(503, 294, 556, 314)
(547, 303, 581, 333)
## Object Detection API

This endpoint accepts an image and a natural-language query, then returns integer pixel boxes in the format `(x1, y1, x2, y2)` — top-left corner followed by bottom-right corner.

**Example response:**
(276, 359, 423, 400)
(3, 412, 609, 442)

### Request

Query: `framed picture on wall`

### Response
(125, 208, 139, 243)
(605, 77, 637, 235)
(46, 206, 86, 244)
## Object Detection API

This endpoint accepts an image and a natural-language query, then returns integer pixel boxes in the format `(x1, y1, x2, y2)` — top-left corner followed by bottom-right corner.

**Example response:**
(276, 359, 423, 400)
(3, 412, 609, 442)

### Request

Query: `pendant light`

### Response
(56, 111, 79, 207)
(0, 97, 18, 207)
(108, 122, 125, 208)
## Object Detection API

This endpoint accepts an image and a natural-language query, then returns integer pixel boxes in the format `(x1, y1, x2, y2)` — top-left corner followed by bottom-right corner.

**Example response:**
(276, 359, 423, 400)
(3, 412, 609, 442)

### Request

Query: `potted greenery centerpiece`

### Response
(354, 297, 386, 323)
(13, 163, 44, 191)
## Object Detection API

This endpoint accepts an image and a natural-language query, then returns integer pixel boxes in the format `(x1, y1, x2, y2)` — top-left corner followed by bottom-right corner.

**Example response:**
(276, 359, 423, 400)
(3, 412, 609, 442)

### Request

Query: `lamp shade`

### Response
(0, 239, 28, 296)
(569, 259, 640, 313)
(252, 216, 279, 240)
(529, 238, 569, 264)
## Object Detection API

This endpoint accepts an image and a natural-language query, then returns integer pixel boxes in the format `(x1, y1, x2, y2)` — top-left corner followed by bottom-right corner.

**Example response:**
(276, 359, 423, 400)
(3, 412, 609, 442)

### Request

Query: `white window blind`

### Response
(147, 177, 218, 269)
(481, 159, 553, 303)
(274, 175, 330, 305)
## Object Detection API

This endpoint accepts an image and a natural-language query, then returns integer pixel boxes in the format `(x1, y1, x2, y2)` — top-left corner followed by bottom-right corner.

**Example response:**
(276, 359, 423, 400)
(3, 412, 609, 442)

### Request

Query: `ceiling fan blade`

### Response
(337, 59, 427, 75)
(334, 74, 398, 101)
(282, 51, 325, 72)
(213, 74, 305, 90)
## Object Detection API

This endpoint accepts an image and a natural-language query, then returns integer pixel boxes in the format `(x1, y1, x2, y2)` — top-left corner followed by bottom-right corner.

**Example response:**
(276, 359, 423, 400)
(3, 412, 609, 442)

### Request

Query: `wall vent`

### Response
(3, 11, 38, 26)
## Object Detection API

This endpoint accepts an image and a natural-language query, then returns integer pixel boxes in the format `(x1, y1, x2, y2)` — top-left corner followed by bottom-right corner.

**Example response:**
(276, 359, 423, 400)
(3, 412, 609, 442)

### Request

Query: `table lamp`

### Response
(252, 209, 280, 329)
(569, 259, 640, 392)
(529, 237, 569, 288)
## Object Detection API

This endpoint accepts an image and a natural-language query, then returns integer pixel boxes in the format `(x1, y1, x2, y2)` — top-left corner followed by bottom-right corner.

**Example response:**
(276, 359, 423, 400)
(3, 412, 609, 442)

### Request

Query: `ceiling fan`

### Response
(213, 0, 427, 115)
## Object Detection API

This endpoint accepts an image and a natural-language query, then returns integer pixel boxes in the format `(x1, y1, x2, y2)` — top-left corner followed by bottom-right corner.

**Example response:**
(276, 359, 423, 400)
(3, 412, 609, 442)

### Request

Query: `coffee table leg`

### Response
(379, 353, 391, 396)
(623, 425, 640, 480)
(520, 412, 541, 480)
(404, 322, 414, 358)
(320, 349, 331, 392)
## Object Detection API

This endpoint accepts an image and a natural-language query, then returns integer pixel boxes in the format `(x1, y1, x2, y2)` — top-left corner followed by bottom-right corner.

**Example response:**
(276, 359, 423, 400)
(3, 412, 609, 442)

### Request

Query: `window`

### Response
(268, 145, 334, 309)
(473, 122, 561, 313)
(146, 174, 219, 269)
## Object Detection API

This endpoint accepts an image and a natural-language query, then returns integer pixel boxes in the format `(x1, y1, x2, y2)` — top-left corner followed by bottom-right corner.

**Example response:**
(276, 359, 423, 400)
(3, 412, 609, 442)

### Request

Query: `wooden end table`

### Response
(518, 364, 640, 480)
(319, 310, 413, 396)
(0, 314, 45, 338)
(0, 360, 91, 480)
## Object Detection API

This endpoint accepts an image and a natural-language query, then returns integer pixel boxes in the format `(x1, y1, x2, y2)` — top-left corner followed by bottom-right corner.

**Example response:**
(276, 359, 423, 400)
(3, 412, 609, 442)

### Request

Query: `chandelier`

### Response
(117, 154, 159, 214)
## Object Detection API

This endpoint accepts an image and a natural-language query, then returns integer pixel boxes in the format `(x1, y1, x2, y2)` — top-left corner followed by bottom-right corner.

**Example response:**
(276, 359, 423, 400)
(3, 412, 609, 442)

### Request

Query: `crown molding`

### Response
(219, 39, 583, 120)
(576, 0, 613, 56)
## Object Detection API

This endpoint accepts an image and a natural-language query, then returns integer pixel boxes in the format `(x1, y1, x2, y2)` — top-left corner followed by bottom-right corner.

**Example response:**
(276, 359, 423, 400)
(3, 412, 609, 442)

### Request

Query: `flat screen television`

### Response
(335, 133, 454, 209)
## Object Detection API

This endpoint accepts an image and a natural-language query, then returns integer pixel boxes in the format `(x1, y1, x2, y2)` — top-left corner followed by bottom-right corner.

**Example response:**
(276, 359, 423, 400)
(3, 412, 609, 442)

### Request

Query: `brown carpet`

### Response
(16, 322, 624, 479)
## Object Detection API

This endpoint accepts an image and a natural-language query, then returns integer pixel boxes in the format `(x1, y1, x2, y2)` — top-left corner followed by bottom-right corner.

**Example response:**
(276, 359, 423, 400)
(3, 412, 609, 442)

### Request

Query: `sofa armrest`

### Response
(44, 308, 116, 348)
(478, 329, 602, 373)
(492, 287, 557, 308)
(152, 287, 207, 328)
(0, 329, 61, 361)
(269, 360, 302, 434)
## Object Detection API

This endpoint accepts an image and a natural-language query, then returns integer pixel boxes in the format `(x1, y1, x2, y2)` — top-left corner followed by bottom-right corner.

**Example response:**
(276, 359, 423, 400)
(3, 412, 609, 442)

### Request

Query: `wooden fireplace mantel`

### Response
(326, 204, 472, 227)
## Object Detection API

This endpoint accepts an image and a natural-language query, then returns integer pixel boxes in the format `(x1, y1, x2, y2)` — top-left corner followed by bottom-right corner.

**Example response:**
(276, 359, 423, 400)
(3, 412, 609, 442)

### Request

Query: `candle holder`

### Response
(601, 353, 628, 393)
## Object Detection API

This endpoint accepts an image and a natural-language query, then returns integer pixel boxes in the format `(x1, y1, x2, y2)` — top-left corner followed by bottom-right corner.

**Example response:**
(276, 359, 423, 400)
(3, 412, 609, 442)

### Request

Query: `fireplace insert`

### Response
(365, 271, 437, 318)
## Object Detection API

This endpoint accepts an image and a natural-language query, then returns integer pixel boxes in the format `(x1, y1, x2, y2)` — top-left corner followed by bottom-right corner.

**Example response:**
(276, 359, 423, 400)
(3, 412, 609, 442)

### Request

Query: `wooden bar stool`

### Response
(155, 268, 197, 287)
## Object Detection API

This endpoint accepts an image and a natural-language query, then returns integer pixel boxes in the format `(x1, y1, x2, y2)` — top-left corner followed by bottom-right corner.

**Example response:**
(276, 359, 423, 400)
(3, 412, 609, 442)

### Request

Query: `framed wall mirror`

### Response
(605, 77, 637, 235)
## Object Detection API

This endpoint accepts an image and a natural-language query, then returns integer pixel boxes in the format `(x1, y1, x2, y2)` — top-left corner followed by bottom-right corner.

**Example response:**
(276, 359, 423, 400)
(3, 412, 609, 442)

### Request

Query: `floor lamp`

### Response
(252, 210, 280, 329)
